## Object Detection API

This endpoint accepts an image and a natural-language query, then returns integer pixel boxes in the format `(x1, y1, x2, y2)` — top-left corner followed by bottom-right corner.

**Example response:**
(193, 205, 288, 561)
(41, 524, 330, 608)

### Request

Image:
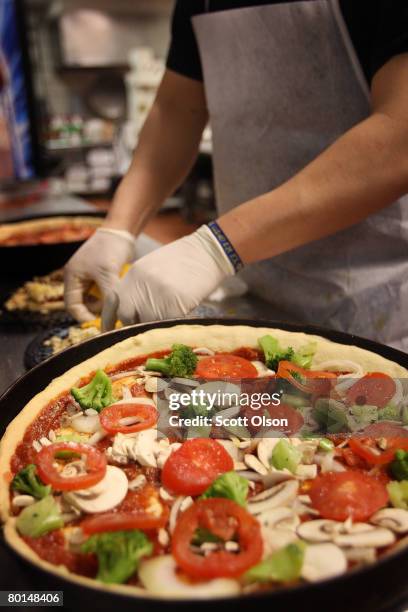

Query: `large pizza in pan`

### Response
(1, 324, 408, 600)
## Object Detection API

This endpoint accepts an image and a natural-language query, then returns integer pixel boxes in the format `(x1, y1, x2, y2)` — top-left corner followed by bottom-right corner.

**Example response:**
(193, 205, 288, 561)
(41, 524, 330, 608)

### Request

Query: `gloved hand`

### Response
(101, 225, 235, 330)
(64, 227, 136, 322)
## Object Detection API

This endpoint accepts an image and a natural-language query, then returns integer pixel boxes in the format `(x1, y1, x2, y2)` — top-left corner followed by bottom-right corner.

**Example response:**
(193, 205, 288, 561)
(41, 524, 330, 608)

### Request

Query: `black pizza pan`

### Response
(24, 324, 75, 369)
(0, 318, 407, 612)
(1, 211, 105, 281)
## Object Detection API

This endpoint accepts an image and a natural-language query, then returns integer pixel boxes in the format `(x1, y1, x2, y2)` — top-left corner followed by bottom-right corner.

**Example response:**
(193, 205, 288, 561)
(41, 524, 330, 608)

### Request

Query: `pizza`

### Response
(5, 270, 65, 314)
(1, 324, 407, 600)
(0, 216, 102, 247)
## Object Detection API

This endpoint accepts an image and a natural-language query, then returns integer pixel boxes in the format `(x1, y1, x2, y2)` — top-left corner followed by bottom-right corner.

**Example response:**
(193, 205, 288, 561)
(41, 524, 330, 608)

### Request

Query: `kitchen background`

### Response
(12, 0, 214, 227)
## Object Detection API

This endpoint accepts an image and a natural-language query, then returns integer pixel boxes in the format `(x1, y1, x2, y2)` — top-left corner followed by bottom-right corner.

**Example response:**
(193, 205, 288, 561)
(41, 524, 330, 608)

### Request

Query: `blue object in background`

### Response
(0, 0, 35, 181)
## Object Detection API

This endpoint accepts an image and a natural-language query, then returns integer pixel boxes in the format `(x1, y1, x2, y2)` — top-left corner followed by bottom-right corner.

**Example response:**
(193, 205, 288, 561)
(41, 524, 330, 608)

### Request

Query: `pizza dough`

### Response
(0, 324, 406, 598)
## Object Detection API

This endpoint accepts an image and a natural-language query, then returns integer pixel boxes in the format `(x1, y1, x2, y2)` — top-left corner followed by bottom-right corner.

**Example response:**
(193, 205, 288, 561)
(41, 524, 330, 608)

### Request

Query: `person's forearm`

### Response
(219, 54, 408, 264)
(105, 71, 208, 235)
(218, 112, 408, 264)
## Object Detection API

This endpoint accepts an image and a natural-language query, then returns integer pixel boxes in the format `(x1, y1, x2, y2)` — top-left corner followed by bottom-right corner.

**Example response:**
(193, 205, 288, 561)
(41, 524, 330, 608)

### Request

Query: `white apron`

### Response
(193, 0, 408, 350)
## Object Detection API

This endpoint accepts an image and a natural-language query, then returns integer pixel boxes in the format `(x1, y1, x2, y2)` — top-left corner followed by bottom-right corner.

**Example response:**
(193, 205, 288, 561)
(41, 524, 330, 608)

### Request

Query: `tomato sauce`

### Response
(11, 346, 265, 476)
(23, 531, 97, 577)
(11, 395, 73, 473)
(1, 225, 96, 247)
(231, 347, 263, 361)
(9, 345, 266, 581)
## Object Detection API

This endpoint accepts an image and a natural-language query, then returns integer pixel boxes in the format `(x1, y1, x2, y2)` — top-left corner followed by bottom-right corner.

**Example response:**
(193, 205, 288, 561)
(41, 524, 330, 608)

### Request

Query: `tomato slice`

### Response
(346, 373, 396, 409)
(81, 484, 169, 534)
(81, 508, 169, 534)
(309, 471, 388, 521)
(243, 402, 304, 436)
(172, 498, 263, 579)
(162, 439, 233, 496)
(100, 402, 158, 435)
(361, 422, 408, 439)
(277, 361, 336, 395)
(267, 403, 305, 435)
(35, 443, 106, 491)
(349, 436, 408, 466)
(195, 354, 258, 380)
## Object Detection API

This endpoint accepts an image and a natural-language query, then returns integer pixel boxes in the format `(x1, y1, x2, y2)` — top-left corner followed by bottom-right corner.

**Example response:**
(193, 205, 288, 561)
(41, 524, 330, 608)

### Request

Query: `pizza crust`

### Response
(0, 216, 102, 241)
(1, 323, 406, 598)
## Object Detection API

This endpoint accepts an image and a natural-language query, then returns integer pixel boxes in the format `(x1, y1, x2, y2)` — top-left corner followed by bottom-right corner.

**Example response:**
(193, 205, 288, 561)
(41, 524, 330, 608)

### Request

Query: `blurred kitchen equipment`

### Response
(85, 73, 127, 122)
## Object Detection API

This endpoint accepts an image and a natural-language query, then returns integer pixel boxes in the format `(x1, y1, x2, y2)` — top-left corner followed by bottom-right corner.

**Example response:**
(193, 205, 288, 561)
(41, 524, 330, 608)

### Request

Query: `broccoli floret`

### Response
(292, 342, 317, 370)
(390, 450, 408, 481)
(388, 480, 408, 509)
(81, 530, 153, 584)
(200, 471, 249, 507)
(259, 335, 294, 371)
(181, 401, 213, 420)
(71, 369, 113, 412)
(192, 528, 224, 545)
(145, 344, 198, 378)
(271, 439, 302, 474)
(245, 541, 306, 584)
(12, 464, 51, 499)
(378, 403, 400, 422)
(350, 404, 378, 426)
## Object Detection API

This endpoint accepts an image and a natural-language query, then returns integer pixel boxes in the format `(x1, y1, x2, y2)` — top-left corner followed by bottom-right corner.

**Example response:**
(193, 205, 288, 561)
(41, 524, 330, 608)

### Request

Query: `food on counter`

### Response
(44, 319, 122, 356)
(44, 321, 101, 353)
(1, 324, 407, 600)
(6, 263, 130, 320)
(0, 216, 102, 247)
(5, 270, 65, 314)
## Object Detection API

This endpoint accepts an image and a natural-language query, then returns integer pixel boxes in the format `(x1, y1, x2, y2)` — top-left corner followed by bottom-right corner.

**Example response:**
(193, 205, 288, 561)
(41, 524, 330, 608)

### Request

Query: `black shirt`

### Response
(167, 0, 408, 84)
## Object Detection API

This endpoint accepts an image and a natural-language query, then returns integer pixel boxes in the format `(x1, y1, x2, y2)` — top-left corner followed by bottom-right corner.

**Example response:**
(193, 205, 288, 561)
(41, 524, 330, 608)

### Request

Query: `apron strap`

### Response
(205, 0, 210, 13)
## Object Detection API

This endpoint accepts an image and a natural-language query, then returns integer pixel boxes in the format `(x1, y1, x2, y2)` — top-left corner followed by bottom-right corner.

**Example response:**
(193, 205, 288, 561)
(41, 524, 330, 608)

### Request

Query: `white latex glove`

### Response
(101, 225, 235, 330)
(64, 227, 136, 322)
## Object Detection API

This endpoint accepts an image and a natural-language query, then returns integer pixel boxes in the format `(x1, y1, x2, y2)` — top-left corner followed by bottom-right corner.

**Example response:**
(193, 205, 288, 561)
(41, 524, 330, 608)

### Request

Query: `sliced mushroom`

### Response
(370, 508, 408, 534)
(158, 528, 170, 547)
(171, 377, 200, 387)
(301, 543, 347, 582)
(156, 442, 182, 469)
(244, 454, 268, 475)
(115, 396, 156, 408)
(257, 507, 300, 531)
(297, 519, 341, 543)
(257, 437, 282, 469)
(295, 464, 317, 480)
(110, 369, 148, 381)
(159, 487, 174, 502)
(128, 474, 147, 491)
(12, 495, 35, 508)
(261, 528, 298, 557)
(251, 361, 275, 377)
(111, 429, 163, 468)
(64, 466, 128, 513)
(139, 555, 240, 598)
(217, 439, 243, 465)
(296, 439, 319, 464)
(333, 527, 395, 548)
(169, 496, 194, 533)
(261, 470, 295, 487)
(144, 377, 169, 394)
(248, 480, 299, 515)
(343, 547, 376, 564)
(315, 451, 346, 474)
